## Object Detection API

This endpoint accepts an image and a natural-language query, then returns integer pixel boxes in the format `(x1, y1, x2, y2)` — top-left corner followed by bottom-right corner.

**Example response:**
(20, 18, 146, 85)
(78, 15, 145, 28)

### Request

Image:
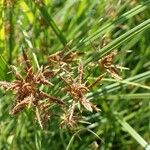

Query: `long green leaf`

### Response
(86, 19, 150, 64)
(87, 71, 150, 99)
(33, 3, 67, 46)
(100, 93, 150, 100)
(117, 116, 148, 148)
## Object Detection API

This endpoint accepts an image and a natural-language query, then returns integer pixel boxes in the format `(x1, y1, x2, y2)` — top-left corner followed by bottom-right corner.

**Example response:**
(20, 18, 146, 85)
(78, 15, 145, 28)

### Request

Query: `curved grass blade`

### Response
(116, 115, 148, 148)
(85, 19, 150, 64)
(66, 128, 103, 150)
(100, 93, 150, 100)
(87, 71, 150, 99)
(103, 78, 150, 90)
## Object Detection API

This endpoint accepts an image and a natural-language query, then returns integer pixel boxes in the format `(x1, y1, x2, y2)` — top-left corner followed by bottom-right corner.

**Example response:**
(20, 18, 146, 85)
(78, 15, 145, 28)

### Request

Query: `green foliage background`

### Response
(0, 0, 150, 150)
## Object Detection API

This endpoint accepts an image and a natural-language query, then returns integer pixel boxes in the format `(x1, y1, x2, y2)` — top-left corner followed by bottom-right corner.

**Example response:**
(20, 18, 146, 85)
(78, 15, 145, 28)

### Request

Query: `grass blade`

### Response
(87, 71, 150, 99)
(86, 19, 150, 64)
(34, 3, 67, 46)
(117, 116, 148, 148)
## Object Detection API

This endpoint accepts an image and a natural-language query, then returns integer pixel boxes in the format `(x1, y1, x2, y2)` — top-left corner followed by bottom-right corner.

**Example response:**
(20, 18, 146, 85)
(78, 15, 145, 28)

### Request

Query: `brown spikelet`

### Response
(81, 97, 93, 112)
(60, 101, 77, 128)
(38, 90, 65, 105)
(0, 51, 65, 127)
(60, 62, 101, 112)
(10, 94, 34, 115)
(99, 51, 122, 80)
(0, 43, 124, 129)
(48, 45, 84, 68)
(88, 73, 106, 89)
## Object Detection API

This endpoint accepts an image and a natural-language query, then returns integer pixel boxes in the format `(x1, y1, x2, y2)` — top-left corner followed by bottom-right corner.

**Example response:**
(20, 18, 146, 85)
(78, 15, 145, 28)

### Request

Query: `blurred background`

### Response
(0, 0, 150, 149)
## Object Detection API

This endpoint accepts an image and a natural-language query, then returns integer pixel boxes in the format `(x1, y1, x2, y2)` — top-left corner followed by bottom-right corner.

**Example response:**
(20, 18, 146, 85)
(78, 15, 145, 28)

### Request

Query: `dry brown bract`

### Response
(48, 46, 83, 69)
(0, 47, 123, 128)
(60, 101, 77, 128)
(0, 50, 64, 128)
(60, 62, 101, 113)
(59, 62, 106, 127)
(99, 51, 122, 80)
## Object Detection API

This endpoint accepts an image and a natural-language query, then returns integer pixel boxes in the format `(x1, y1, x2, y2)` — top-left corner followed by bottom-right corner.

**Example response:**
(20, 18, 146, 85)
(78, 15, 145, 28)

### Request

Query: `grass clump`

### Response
(0, 0, 150, 150)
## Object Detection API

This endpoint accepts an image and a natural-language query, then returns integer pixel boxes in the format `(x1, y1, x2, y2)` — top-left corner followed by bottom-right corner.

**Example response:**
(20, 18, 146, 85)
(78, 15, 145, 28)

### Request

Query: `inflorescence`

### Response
(0, 47, 122, 129)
